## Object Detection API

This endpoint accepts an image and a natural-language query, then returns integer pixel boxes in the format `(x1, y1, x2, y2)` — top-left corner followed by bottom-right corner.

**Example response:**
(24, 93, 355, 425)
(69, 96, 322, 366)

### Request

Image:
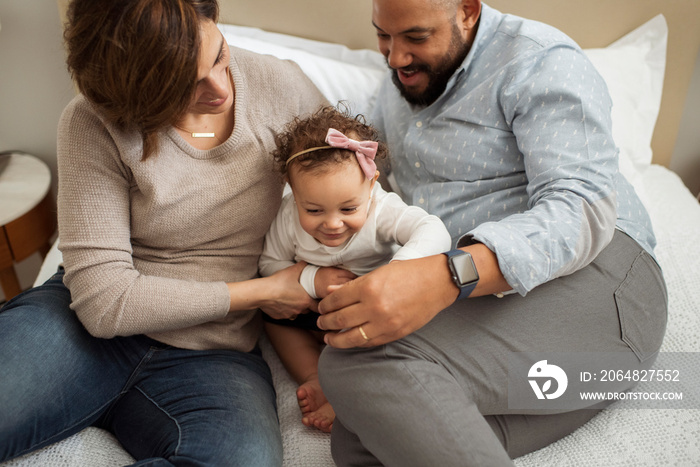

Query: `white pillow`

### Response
(219, 24, 386, 117)
(583, 14, 667, 188)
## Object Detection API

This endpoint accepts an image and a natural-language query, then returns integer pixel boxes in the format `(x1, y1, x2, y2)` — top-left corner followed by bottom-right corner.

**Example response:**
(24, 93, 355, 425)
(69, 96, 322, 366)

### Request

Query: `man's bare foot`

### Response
(297, 377, 335, 433)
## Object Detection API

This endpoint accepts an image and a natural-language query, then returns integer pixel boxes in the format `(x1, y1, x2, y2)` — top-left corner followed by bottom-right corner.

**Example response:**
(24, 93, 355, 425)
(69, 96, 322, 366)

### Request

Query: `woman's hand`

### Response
(228, 262, 317, 320)
(261, 262, 319, 320)
(314, 267, 357, 299)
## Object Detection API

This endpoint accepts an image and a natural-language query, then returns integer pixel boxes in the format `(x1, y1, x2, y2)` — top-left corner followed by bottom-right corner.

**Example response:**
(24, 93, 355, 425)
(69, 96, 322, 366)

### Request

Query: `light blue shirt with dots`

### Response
(372, 4, 656, 296)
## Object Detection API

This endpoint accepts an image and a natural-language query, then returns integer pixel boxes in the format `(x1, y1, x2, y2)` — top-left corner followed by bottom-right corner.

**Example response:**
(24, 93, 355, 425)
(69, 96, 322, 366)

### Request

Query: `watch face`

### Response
(452, 252, 479, 285)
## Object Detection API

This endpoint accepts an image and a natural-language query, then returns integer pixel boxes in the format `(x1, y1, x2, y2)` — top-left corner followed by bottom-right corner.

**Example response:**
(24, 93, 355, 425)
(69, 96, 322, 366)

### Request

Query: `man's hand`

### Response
(316, 255, 458, 348)
(314, 267, 357, 299)
(316, 243, 509, 348)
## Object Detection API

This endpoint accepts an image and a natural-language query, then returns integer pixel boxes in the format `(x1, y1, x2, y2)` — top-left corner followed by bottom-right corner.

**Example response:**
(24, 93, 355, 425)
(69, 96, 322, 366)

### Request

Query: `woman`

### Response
(0, 0, 325, 464)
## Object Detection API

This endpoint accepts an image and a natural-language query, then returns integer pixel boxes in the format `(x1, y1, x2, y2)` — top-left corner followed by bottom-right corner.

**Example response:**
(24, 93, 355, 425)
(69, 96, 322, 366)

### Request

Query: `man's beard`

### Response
(390, 25, 471, 107)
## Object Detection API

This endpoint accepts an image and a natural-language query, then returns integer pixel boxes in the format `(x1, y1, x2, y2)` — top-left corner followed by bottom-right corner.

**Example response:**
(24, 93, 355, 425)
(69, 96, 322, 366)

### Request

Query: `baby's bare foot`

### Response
(297, 378, 335, 433)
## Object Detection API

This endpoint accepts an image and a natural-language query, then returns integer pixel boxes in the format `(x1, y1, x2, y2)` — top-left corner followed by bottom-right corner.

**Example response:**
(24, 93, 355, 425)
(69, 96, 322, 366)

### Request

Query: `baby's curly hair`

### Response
(272, 104, 388, 177)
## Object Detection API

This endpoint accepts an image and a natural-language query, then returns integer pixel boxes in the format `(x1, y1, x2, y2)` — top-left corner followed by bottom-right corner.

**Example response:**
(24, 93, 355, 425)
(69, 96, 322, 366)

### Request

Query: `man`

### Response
(316, 0, 668, 466)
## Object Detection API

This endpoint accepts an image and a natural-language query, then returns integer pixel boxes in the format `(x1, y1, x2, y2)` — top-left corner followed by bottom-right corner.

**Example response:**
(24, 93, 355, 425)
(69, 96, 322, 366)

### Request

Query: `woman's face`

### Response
(187, 20, 233, 116)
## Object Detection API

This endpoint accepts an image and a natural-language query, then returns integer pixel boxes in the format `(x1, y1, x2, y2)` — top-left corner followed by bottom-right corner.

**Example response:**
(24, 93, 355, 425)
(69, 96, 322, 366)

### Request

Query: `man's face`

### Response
(373, 0, 472, 106)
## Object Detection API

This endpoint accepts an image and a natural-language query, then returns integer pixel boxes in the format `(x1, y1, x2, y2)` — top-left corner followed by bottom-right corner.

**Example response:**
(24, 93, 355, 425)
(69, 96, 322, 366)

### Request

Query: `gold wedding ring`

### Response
(358, 325, 369, 342)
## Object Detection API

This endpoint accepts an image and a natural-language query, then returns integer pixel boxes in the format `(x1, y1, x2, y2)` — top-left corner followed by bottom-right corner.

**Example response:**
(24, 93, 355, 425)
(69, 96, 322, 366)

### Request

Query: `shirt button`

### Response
(416, 121, 423, 128)
(414, 161, 421, 168)
(419, 198, 425, 204)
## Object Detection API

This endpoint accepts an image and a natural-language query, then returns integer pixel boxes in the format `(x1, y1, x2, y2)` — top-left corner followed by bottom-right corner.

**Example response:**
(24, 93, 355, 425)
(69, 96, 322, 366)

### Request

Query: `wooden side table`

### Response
(0, 152, 57, 301)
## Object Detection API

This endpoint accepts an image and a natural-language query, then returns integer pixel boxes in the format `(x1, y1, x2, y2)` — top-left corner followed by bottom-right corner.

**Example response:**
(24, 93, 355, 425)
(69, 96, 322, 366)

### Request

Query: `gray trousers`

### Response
(318, 231, 668, 467)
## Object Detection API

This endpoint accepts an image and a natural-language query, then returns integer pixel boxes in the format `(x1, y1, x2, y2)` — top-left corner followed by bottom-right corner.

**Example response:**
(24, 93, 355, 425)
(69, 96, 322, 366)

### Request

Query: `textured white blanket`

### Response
(3, 165, 699, 466)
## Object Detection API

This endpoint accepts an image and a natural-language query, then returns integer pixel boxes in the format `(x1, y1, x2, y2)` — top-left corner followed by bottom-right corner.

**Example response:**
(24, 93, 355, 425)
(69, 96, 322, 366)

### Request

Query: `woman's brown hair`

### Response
(64, 0, 219, 159)
(273, 104, 388, 177)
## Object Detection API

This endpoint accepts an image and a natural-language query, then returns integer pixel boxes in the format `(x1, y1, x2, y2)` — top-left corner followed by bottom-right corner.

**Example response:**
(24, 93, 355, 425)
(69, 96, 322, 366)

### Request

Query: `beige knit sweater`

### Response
(56, 47, 326, 351)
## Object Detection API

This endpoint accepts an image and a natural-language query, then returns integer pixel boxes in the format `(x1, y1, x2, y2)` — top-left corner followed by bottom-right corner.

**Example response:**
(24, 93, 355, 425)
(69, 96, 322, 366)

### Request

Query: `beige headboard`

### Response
(58, 0, 700, 168)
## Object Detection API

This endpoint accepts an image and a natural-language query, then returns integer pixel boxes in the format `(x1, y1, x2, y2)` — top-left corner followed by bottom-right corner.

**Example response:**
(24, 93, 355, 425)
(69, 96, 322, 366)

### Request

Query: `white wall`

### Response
(0, 0, 74, 183)
(671, 47, 700, 197)
(0, 0, 74, 301)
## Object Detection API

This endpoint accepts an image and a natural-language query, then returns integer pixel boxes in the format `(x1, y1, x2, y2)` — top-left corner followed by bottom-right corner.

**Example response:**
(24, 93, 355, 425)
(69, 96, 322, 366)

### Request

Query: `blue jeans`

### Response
(0, 270, 283, 466)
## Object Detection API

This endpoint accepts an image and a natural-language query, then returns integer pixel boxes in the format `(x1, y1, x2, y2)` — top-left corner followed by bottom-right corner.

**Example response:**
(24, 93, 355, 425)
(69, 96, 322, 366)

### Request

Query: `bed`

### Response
(4, 0, 699, 465)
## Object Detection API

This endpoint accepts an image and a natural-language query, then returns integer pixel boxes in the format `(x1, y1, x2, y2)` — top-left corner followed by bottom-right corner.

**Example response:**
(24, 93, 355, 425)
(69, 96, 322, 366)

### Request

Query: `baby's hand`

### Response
(314, 267, 357, 299)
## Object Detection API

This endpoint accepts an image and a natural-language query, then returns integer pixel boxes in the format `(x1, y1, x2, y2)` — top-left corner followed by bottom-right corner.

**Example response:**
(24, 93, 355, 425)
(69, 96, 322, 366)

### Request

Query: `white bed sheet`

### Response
(4, 163, 699, 467)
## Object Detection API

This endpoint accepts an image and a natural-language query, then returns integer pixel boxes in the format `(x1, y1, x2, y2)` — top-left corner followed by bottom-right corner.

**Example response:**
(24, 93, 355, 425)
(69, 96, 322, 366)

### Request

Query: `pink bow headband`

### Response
(285, 128, 378, 179)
